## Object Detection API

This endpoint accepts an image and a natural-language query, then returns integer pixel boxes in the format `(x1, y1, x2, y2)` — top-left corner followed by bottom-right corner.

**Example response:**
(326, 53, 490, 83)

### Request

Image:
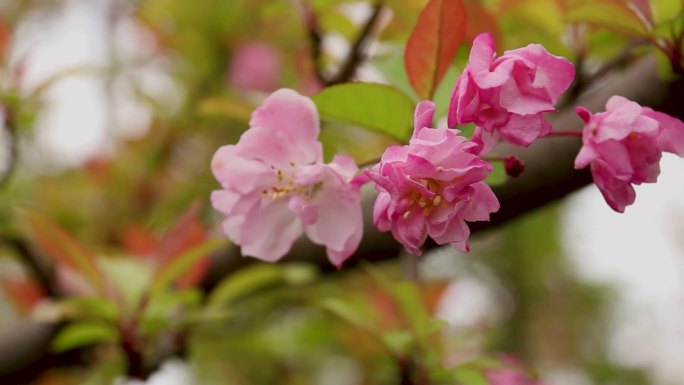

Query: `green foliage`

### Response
(312, 83, 415, 141)
(51, 322, 119, 353)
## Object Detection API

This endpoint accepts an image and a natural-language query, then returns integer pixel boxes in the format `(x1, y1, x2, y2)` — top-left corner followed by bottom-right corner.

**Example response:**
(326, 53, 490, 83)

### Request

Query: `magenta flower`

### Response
(574, 95, 684, 212)
(366, 101, 500, 256)
(485, 369, 544, 385)
(448, 33, 575, 154)
(211, 89, 363, 267)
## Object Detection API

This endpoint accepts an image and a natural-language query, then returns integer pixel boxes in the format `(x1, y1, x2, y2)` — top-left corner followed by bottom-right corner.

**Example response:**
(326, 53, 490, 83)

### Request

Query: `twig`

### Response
(303, 0, 385, 86)
(327, 1, 385, 85)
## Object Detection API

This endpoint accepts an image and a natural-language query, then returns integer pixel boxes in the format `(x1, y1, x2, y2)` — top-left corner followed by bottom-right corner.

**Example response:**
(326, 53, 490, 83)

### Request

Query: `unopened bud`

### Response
(504, 156, 525, 177)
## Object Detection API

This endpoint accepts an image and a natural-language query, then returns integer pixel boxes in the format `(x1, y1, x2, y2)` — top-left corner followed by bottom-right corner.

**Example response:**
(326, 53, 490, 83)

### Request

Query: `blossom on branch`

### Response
(211, 89, 363, 268)
(448, 32, 575, 154)
(366, 101, 500, 256)
(575, 95, 684, 212)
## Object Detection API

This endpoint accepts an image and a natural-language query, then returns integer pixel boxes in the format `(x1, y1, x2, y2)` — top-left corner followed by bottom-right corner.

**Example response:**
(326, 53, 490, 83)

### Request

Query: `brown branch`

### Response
(327, 1, 385, 85)
(304, 1, 385, 86)
(2, 237, 59, 298)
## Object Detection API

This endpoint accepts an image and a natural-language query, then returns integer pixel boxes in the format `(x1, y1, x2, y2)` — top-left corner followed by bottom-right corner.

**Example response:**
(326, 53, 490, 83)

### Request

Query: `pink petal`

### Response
(413, 100, 436, 138)
(239, 200, 303, 262)
(645, 109, 684, 156)
(246, 88, 322, 166)
(211, 145, 274, 194)
(461, 182, 500, 222)
(305, 183, 362, 267)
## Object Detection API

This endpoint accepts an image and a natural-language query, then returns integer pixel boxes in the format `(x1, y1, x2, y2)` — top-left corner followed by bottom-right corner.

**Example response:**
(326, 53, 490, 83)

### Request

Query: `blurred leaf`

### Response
(486, 161, 507, 186)
(149, 238, 227, 297)
(566, 2, 650, 37)
(312, 83, 415, 141)
(208, 263, 318, 306)
(51, 322, 118, 353)
(197, 95, 254, 123)
(21, 209, 107, 294)
(155, 201, 210, 288)
(452, 366, 489, 385)
(404, 0, 467, 100)
(139, 288, 202, 335)
(0, 277, 44, 314)
(99, 258, 153, 312)
(320, 297, 378, 333)
(381, 330, 414, 355)
(55, 297, 119, 322)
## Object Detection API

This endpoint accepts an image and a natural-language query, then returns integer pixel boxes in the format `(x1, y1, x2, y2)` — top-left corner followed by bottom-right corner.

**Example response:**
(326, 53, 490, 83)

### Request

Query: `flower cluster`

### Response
(448, 33, 575, 154)
(366, 101, 499, 255)
(210, 32, 684, 265)
(211, 89, 363, 267)
(574, 96, 684, 212)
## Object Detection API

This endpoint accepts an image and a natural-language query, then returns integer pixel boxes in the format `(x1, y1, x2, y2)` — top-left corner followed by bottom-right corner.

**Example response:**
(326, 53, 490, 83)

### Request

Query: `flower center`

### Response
(260, 162, 322, 201)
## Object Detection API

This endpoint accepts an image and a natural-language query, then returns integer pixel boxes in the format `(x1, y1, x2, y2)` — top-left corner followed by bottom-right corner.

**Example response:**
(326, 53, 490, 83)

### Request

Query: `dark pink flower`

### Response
(366, 101, 499, 255)
(211, 89, 362, 267)
(575, 95, 684, 212)
(448, 33, 575, 153)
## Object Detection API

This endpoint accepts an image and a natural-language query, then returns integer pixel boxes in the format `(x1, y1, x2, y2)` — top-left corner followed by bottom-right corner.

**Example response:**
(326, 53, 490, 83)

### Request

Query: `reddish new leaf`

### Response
(1, 277, 45, 314)
(21, 209, 106, 294)
(155, 202, 210, 288)
(404, 0, 467, 100)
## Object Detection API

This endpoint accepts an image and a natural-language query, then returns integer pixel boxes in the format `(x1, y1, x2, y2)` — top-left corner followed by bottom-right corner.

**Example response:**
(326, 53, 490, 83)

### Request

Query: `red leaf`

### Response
(155, 202, 210, 287)
(1, 277, 45, 314)
(22, 209, 107, 294)
(0, 17, 10, 62)
(404, 0, 467, 100)
(463, 1, 500, 47)
(119, 223, 158, 258)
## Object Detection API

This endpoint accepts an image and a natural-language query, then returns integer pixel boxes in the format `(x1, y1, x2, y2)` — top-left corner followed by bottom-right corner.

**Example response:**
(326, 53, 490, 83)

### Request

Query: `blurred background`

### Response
(0, 0, 682, 384)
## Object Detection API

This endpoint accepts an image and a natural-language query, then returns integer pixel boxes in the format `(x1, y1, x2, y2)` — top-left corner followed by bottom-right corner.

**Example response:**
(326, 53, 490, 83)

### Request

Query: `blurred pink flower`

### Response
(575, 95, 684, 212)
(227, 42, 281, 92)
(366, 101, 499, 255)
(448, 33, 574, 154)
(211, 89, 363, 267)
(485, 369, 543, 385)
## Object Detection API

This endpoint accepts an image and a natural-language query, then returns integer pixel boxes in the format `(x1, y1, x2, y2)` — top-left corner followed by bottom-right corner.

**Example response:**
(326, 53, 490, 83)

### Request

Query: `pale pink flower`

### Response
(211, 89, 363, 267)
(227, 42, 281, 92)
(575, 95, 684, 212)
(448, 33, 575, 154)
(485, 369, 544, 385)
(366, 101, 500, 256)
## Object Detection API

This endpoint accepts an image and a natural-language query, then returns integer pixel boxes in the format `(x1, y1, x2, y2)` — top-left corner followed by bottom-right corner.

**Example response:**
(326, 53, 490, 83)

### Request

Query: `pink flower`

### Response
(211, 89, 363, 267)
(227, 42, 281, 92)
(485, 369, 543, 385)
(448, 33, 575, 154)
(366, 101, 500, 256)
(575, 95, 684, 212)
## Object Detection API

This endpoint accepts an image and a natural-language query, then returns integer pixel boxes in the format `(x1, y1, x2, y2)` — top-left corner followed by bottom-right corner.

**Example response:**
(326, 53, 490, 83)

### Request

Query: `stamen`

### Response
(433, 196, 442, 206)
(403, 211, 411, 219)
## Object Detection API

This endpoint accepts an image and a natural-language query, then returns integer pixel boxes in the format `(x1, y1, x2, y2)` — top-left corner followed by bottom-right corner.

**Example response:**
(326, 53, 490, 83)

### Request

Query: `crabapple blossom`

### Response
(211, 89, 363, 268)
(227, 42, 281, 92)
(448, 32, 575, 154)
(574, 95, 684, 212)
(366, 101, 500, 256)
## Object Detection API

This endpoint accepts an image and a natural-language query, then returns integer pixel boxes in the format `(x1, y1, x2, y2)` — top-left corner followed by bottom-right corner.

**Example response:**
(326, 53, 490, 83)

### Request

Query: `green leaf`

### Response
(99, 258, 154, 312)
(452, 366, 489, 385)
(381, 331, 414, 355)
(404, 0, 466, 100)
(486, 161, 507, 186)
(566, 3, 650, 37)
(312, 83, 415, 141)
(149, 238, 227, 297)
(51, 322, 118, 353)
(319, 297, 377, 333)
(207, 264, 283, 306)
(55, 297, 119, 323)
